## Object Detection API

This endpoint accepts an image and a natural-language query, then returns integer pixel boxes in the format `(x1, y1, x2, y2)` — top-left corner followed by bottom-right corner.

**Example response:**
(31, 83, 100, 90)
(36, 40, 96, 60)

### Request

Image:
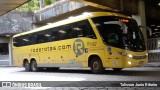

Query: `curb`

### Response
(142, 62, 160, 67)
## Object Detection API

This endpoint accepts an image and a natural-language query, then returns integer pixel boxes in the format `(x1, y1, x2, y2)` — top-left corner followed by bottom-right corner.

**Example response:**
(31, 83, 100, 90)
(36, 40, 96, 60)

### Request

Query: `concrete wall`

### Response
(33, 0, 85, 26)
(0, 12, 33, 66)
(0, 11, 33, 35)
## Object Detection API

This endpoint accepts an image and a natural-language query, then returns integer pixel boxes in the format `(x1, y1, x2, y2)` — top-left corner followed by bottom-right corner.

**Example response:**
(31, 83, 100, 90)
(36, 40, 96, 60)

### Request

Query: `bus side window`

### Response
(37, 33, 46, 43)
(44, 30, 52, 42)
(16, 36, 24, 47)
(29, 34, 36, 45)
(71, 20, 96, 39)
(66, 28, 72, 39)
(34, 33, 38, 44)
(13, 38, 19, 47)
(58, 25, 70, 40)
(21, 35, 30, 46)
(72, 26, 84, 38)
(64, 25, 72, 39)
(51, 28, 58, 41)
(72, 20, 87, 38)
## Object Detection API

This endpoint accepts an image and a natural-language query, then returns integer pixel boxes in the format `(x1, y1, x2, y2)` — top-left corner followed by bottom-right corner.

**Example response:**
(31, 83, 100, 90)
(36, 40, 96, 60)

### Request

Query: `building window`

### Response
(0, 43, 9, 55)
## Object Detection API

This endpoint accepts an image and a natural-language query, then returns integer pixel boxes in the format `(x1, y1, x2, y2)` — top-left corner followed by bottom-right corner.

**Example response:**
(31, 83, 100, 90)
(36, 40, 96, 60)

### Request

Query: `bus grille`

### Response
(132, 55, 147, 60)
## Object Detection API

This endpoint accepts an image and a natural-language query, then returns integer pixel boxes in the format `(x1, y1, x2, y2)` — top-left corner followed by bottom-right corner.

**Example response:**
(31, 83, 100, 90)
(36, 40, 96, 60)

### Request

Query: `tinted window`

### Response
(58, 25, 71, 40)
(92, 17, 124, 48)
(0, 43, 9, 55)
(51, 29, 59, 41)
(92, 16, 146, 51)
(36, 30, 51, 43)
(71, 20, 96, 39)
(13, 19, 96, 47)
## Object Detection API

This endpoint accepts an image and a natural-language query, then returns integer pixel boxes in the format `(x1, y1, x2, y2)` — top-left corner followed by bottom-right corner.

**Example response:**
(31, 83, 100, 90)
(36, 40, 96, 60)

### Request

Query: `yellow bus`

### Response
(12, 12, 148, 74)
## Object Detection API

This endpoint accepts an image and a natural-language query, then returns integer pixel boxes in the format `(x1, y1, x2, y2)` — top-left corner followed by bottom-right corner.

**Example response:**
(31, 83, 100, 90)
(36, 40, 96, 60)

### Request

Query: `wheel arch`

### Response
(30, 58, 36, 63)
(23, 59, 29, 67)
(88, 54, 103, 67)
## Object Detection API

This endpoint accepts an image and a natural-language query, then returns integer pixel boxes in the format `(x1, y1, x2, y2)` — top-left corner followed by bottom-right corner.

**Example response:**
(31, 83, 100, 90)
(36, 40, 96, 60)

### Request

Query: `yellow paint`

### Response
(12, 12, 148, 69)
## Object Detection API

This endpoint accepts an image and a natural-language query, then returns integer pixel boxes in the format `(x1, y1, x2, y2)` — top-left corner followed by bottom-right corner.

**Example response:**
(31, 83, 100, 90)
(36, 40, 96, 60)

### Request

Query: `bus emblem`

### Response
(73, 39, 85, 56)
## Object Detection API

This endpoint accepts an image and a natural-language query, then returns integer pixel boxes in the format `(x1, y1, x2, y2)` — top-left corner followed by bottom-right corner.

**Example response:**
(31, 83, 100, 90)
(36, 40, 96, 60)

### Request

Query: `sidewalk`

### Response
(143, 62, 160, 67)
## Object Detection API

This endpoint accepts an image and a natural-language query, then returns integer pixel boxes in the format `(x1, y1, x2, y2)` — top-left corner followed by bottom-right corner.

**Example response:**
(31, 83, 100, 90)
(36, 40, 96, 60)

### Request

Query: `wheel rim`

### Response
(25, 62, 29, 70)
(32, 62, 37, 71)
(93, 62, 99, 70)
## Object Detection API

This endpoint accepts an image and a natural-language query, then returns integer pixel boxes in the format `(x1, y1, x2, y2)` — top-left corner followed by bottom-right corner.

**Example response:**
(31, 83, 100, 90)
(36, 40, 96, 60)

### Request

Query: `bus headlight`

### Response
(121, 52, 127, 56)
(128, 61, 132, 65)
(120, 52, 133, 58)
(128, 54, 133, 58)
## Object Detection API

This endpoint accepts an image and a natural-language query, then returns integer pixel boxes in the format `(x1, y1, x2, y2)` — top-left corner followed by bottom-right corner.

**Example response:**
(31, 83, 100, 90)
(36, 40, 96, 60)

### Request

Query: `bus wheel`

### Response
(31, 60, 39, 72)
(24, 61, 31, 72)
(90, 57, 105, 74)
(112, 68, 123, 72)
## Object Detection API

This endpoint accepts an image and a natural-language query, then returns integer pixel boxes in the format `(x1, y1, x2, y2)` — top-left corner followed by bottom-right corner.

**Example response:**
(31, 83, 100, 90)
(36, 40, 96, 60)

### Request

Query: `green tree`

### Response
(17, 0, 57, 12)
(44, 0, 56, 6)
(17, 0, 39, 12)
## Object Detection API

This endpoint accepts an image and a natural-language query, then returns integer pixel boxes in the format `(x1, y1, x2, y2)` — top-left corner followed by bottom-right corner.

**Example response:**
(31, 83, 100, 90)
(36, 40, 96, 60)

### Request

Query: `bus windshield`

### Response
(92, 16, 146, 52)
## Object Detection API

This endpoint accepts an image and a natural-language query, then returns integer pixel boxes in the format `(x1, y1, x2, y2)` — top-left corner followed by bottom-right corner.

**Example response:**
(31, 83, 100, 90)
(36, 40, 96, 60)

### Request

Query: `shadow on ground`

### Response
(18, 68, 160, 76)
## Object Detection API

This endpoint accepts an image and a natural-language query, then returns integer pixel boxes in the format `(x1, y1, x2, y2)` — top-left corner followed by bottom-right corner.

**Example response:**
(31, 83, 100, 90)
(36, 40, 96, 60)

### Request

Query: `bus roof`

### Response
(13, 12, 131, 38)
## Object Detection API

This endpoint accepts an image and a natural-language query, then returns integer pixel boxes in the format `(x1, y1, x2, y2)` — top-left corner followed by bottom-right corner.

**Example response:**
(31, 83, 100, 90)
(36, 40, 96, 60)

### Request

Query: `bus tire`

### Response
(90, 57, 105, 74)
(112, 68, 123, 72)
(24, 61, 31, 72)
(30, 60, 39, 72)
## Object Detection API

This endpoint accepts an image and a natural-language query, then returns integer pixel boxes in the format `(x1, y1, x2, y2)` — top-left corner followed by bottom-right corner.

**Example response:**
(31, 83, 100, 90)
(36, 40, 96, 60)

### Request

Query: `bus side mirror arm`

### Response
(139, 25, 152, 36)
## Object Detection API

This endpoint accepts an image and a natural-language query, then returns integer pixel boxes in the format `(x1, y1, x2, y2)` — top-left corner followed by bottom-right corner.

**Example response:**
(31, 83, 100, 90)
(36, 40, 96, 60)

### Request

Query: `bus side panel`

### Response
(87, 18, 108, 68)
(31, 40, 72, 67)
(104, 46, 123, 68)
(86, 47, 106, 68)
(13, 47, 30, 67)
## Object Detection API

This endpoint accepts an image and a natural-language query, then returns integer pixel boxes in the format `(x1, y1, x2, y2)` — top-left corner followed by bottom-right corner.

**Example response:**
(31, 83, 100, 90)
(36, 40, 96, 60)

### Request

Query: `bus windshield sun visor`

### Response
(104, 21, 128, 34)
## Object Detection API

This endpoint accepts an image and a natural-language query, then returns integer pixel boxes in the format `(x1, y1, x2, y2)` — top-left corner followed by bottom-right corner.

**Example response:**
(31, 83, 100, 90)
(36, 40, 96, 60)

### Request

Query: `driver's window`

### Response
(107, 33, 119, 47)
(95, 22, 123, 48)
(105, 24, 122, 48)
(108, 33, 119, 44)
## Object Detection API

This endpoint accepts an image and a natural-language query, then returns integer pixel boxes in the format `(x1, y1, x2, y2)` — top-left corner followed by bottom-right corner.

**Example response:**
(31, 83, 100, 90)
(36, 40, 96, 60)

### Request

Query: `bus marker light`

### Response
(128, 54, 133, 58)
(128, 61, 131, 65)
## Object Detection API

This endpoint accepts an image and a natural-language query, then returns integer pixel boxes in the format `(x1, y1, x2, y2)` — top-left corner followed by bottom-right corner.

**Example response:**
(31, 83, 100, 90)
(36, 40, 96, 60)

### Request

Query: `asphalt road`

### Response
(0, 66, 160, 81)
(0, 66, 160, 90)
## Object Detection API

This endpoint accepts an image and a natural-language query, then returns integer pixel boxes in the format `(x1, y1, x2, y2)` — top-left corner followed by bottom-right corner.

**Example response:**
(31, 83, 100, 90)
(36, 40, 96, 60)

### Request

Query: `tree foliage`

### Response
(17, 0, 39, 12)
(44, 0, 57, 6)
(17, 0, 57, 12)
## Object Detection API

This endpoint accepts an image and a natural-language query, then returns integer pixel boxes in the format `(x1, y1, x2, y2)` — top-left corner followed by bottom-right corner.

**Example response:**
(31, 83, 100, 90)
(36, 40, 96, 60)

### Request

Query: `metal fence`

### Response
(147, 38, 160, 62)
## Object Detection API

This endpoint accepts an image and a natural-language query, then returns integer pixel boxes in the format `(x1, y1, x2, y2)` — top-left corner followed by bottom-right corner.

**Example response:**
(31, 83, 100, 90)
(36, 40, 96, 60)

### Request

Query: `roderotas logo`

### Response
(73, 39, 85, 56)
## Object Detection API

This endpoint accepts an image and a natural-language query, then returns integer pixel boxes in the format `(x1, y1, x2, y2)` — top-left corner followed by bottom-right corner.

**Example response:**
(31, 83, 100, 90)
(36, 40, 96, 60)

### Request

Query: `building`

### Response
(0, 0, 31, 66)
